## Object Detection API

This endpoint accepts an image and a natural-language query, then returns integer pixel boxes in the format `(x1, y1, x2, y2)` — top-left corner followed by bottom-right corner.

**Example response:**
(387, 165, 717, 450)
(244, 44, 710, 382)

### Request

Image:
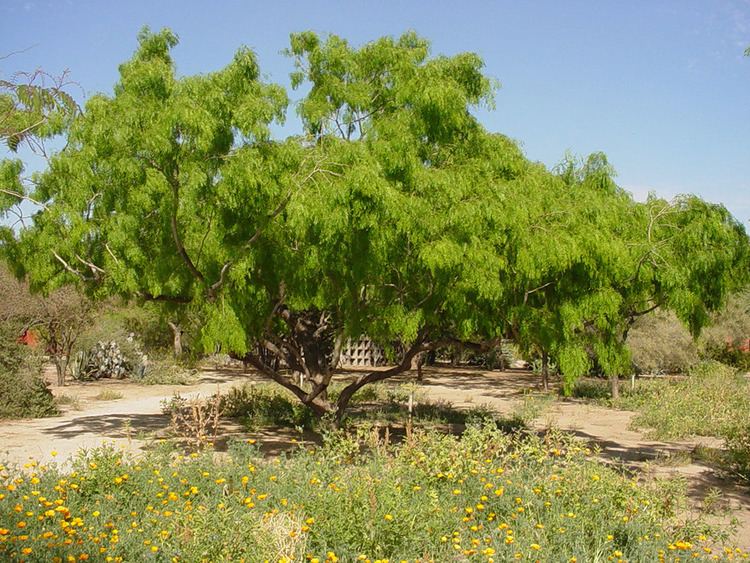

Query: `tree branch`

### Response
(0, 188, 48, 210)
(137, 291, 192, 304)
(52, 251, 92, 281)
(165, 164, 205, 283)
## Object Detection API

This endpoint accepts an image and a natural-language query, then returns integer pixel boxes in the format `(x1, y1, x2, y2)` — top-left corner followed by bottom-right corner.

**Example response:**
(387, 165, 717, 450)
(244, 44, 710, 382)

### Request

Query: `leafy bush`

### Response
(221, 383, 316, 430)
(136, 354, 197, 385)
(0, 364, 58, 419)
(0, 425, 741, 561)
(0, 323, 58, 419)
(569, 378, 612, 400)
(725, 424, 750, 482)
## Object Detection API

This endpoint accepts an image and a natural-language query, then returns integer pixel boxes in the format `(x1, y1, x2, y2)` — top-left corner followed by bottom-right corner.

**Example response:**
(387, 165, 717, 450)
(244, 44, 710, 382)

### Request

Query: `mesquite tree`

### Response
(511, 154, 749, 396)
(1, 29, 748, 417)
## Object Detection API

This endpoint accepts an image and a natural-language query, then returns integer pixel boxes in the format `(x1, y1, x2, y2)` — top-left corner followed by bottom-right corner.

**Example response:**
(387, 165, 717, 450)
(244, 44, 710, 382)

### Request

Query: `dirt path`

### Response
(0, 369, 259, 466)
(1, 365, 748, 547)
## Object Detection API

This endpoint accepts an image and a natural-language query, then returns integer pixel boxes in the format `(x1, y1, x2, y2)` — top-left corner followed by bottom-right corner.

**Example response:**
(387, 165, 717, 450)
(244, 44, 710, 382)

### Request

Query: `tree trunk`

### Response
(541, 350, 549, 392)
(335, 339, 427, 425)
(168, 321, 182, 358)
(609, 374, 620, 401)
(412, 351, 425, 381)
(55, 357, 67, 386)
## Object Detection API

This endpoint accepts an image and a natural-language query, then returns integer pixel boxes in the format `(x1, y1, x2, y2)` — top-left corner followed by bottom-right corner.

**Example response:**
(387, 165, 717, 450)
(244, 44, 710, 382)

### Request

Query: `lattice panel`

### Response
(340, 336, 385, 367)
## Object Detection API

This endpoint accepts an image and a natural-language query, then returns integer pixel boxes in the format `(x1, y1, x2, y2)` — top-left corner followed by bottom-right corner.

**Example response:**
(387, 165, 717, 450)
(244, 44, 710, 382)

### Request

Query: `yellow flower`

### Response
(384, 514, 394, 521)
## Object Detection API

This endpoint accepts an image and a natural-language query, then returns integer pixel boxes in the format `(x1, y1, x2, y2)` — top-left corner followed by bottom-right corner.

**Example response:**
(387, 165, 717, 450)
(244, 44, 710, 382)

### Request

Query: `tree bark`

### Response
(167, 321, 183, 358)
(609, 374, 620, 400)
(541, 350, 549, 392)
(55, 358, 66, 386)
(412, 351, 425, 381)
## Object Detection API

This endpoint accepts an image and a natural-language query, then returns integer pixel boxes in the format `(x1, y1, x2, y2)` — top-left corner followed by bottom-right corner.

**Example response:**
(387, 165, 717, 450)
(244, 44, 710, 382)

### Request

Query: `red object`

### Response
(726, 336, 750, 353)
(18, 329, 39, 347)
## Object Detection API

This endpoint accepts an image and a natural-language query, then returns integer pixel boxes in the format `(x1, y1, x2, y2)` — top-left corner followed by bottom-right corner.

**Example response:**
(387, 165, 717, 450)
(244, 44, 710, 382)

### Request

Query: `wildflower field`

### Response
(1, 421, 745, 562)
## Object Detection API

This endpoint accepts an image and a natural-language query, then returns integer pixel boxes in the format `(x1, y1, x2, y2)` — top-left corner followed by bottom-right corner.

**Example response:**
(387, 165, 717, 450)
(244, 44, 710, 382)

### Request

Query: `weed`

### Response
(161, 392, 223, 450)
(93, 389, 123, 401)
(54, 393, 81, 411)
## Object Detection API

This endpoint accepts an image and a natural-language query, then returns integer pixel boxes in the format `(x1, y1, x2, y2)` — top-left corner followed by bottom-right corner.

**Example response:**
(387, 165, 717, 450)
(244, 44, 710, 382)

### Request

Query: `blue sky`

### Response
(2, 0, 749, 222)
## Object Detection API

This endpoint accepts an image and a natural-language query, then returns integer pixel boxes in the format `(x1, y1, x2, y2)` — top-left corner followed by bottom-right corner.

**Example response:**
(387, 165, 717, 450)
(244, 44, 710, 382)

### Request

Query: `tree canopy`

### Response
(2, 28, 748, 419)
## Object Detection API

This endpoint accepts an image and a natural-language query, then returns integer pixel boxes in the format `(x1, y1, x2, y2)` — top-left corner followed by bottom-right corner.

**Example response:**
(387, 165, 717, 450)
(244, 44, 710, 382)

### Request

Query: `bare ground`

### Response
(0, 365, 748, 546)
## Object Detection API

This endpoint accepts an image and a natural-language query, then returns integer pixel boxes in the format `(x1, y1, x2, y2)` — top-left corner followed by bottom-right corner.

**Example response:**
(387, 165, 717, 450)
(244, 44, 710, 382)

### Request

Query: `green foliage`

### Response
(0, 426, 740, 561)
(0, 69, 77, 152)
(220, 384, 316, 430)
(619, 362, 750, 440)
(569, 378, 614, 401)
(137, 355, 197, 385)
(0, 363, 58, 419)
(725, 424, 750, 482)
(3, 28, 748, 413)
(0, 322, 58, 419)
(698, 289, 750, 369)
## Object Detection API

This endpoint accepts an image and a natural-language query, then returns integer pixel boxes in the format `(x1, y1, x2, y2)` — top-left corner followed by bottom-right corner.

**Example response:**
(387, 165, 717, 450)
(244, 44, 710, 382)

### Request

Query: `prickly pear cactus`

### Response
(79, 340, 146, 380)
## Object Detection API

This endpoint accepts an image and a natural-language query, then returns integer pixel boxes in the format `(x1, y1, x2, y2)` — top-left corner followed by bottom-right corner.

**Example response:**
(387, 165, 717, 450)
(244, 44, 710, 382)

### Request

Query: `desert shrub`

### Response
(221, 383, 316, 430)
(160, 393, 224, 450)
(93, 389, 123, 401)
(136, 353, 198, 385)
(725, 424, 750, 482)
(0, 323, 57, 419)
(627, 310, 699, 374)
(569, 378, 612, 400)
(0, 424, 741, 561)
(0, 363, 58, 419)
(699, 290, 750, 370)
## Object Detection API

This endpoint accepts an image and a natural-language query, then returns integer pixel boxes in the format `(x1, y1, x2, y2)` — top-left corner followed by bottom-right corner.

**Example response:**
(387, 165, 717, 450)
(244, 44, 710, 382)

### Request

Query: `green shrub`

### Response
(0, 364, 58, 419)
(221, 383, 316, 430)
(699, 290, 750, 370)
(725, 424, 750, 482)
(0, 324, 58, 419)
(569, 378, 612, 400)
(137, 356, 197, 385)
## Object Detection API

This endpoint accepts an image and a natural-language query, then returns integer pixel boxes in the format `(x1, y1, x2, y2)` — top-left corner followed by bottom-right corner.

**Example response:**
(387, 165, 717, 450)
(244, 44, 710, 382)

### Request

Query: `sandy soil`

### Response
(1, 365, 748, 547)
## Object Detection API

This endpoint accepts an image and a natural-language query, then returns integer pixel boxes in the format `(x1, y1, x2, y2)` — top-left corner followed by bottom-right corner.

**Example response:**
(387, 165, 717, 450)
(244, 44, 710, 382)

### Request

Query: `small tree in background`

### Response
(626, 310, 699, 374)
(699, 290, 750, 369)
(0, 265, 92, 385)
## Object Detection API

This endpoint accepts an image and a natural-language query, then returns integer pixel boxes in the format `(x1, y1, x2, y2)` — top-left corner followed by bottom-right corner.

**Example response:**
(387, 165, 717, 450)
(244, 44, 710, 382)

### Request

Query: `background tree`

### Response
(527, 156, 749, 396)
(0, 264, 92, 385)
